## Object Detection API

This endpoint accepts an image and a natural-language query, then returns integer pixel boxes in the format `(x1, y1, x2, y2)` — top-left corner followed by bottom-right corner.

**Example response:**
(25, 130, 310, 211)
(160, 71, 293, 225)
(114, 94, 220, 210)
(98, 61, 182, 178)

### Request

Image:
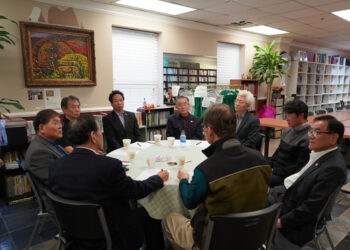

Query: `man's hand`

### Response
(157, 170, 169, 182)
(178, 169, 189, 181)
(276, 218, 282, 229)
(64, 146, 74, 154)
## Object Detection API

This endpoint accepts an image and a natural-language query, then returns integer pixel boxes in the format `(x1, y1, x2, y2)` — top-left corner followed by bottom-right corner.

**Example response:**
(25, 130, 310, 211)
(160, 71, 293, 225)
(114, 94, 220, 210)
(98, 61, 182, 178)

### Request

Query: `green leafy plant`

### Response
(0, 98, 24, 118)
(249, 40, 289, 105)
(0, 15, 18, 50)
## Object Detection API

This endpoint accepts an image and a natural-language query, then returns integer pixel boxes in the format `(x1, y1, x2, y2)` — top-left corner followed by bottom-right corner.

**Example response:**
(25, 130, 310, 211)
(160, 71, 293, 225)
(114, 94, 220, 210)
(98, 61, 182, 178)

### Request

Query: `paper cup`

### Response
(146, 156, 156, 167)
(167, 137, 175, 147)
(177, 155, 186, 167)
(128, 149, 136, 162)
(123, 139, 131, 149)
(154, 134, 162, 144)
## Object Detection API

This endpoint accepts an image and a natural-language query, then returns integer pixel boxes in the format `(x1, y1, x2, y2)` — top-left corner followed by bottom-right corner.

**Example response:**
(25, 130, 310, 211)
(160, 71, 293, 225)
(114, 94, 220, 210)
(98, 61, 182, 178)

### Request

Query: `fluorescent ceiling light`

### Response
(332, 9, 350, 22)
(241, 25, 288, 35)
(116, 0, 195, 15)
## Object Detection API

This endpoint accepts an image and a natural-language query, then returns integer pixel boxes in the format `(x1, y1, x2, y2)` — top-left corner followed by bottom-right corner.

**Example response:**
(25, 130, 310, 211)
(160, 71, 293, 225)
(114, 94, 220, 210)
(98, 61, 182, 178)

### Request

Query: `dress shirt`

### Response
(39, 135, 67, 156)
(284, 146, 338, 189)
(115, 111, 125, 127)
(236, 111, 246, 132)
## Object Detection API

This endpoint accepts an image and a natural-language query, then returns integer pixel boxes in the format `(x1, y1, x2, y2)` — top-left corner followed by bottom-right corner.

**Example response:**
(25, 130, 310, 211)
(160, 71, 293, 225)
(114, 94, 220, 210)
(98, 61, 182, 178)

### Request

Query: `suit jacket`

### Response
(235, 112, 260, 149)
(279, 149, 346, 246)
(57, 116, 73, 148)
(49, 148, 163, 249)
(166, 113, 203, 140)
(24, 135, 65, 187)
(103, 111, 143, 153)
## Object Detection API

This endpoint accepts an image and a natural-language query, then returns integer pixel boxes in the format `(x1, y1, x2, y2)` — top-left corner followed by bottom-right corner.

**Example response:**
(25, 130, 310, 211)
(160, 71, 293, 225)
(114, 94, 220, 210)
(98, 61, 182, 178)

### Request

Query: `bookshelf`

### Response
(136, 107, 174, 141)
(229, 79, 259, 113)
(288, 51, 350, 112)
(163, 66, 217, 90)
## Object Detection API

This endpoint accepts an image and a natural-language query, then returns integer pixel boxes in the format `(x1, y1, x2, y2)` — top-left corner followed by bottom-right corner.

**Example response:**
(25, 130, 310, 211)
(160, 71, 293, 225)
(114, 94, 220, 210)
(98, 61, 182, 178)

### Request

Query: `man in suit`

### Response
(268, 115, 347, 250)
(57, 95, 81, 153)
(234, 90, 260, 149)
(25, 109, 66, 187)
(49, 115, 168, 249)
(103, 90, 143, 153)
(270, 100, 310, 187)
(166, 96, 203, 140)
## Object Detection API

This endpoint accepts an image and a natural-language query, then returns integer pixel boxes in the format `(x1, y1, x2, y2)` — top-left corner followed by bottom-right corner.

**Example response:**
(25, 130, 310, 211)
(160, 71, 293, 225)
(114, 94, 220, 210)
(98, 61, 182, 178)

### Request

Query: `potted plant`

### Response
(0, 15, 17, 50)
(0, 98, 24, 118)
(249, 40, 289, 105)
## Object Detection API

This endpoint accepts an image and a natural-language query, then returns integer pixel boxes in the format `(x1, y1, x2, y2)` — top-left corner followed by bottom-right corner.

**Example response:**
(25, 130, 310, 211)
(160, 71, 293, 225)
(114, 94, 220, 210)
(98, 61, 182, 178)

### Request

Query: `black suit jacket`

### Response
(103, 111, 143, 153)
(166, 113, 203, 140)
(235, 112, 260, 149)
(49, 148, 163, 249)
(279, 149, 346, 246)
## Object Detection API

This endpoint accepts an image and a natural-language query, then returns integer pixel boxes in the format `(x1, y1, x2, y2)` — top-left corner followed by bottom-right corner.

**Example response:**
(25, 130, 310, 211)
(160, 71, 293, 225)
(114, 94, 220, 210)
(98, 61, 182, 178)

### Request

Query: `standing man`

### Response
(25, 109, 66, 187)
(103, 90, 143, 153)
(270, 100, 310, 187)
(234, 90, 260, 149)
(57, 96, 81, 153)
(164, 104, 271, 250)
(268, 116, 347, 249)
(49, 115, 168, 249)
(166, 96, 203, 140)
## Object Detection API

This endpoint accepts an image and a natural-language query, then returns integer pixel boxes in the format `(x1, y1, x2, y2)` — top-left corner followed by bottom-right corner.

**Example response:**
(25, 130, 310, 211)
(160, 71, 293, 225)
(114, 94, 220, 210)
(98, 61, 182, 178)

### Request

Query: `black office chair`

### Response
(340, 100, 345, 110)
(315, 109, 327, 115)
(256, 133, 266, 153)
(336, 106, 343, 111)
(45, 190, 113, 250)
(25, 171, 60, 250)
(202, 203, 282, 250)
(312, 186, 342, 250)
(326, 107, 334, 113)
(308, 111, 315, 116)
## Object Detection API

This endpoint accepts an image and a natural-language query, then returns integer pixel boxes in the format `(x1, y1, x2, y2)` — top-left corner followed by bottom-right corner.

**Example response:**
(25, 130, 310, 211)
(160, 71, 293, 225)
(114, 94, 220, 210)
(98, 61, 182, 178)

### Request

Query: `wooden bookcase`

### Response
(230, 79, 259, 113)
(137, 107, 174, 141)
(163, 66, 217, 90)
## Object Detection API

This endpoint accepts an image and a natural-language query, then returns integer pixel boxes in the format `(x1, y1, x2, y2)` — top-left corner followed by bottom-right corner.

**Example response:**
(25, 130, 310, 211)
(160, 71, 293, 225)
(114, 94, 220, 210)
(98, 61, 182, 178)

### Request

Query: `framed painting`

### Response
(20, 22, 96, 87)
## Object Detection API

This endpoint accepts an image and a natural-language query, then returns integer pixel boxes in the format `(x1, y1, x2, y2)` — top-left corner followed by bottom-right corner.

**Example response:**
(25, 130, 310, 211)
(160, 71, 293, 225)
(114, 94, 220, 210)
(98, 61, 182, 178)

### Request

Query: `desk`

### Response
(107, 140, 208, 219)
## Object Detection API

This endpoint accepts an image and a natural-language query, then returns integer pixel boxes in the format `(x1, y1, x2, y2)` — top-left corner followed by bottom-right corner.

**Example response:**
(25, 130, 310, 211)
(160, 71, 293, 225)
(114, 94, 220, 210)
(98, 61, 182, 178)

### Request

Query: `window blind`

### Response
(112, 28, 160, 111)
(217, 43, 241, 85)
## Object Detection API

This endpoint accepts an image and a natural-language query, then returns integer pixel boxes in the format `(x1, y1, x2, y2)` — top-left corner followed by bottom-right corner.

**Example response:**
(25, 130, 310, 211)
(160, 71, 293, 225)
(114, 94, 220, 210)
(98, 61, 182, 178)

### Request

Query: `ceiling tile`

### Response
(320, 34, 350, 42)
(280, 7, 323, 19)
(252, 14, 289, 25)
(296, 13, 342, 24)
(283, 24, 316, 33)
(226, 8, 272, 22)
(199, 14, 234, 26)
(259, 1, 307, 14)
(316, 1, 350, 12)
(295, 0, 343, 7)
(205, 1, 250, 15)
(164, 0, 228, 9)
(268, 19, 304, 29)
(233, 0, 288, 8)
(177, 10, 220, 21)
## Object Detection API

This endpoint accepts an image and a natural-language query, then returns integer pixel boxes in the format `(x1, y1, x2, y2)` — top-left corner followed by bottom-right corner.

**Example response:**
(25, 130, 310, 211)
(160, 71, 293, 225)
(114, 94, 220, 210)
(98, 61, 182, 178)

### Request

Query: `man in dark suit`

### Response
(49, 115, 169, 249)
(25, 109, 66, 187)
(268, 115, 347, 249)
(234, 90, 260, 149)
(103, 90, 143, 153)
(166, 96, 203, 140)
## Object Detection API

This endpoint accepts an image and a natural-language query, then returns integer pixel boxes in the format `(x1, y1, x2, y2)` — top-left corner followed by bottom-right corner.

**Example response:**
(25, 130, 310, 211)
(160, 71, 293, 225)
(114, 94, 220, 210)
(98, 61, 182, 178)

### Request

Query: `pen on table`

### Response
(137, 142, 142, 148)
(196, 142, 201, 145)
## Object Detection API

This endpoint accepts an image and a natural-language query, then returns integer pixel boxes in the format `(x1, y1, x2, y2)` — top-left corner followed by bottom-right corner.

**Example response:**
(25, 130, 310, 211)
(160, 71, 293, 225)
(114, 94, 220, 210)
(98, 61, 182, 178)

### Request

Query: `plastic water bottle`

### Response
(180, 130, 186, 148)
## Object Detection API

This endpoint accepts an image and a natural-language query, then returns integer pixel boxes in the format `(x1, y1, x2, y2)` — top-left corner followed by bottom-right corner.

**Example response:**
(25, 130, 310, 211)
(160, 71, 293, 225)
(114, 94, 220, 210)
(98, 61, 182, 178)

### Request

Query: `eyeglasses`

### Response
(308, 130, 333, 137)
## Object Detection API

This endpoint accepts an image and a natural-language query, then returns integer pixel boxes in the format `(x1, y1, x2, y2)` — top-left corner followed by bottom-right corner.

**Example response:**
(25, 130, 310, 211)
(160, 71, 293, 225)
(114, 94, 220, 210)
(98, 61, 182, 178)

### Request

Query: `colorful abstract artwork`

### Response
(20, 22, 96, 87)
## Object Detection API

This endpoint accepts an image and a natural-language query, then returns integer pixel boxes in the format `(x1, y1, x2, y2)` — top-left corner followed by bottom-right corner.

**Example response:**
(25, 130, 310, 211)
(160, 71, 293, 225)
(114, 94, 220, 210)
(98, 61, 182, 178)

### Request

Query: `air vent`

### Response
(230, 20, 252, 26)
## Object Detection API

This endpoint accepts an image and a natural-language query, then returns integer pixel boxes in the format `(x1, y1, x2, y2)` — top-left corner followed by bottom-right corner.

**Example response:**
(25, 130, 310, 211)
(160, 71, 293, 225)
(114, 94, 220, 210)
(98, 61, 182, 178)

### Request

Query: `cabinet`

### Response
(288, 57, 350, 112)
(137, 107, 174, 141)
(229, 79, 259, 113)
(163, 67, 217, 89)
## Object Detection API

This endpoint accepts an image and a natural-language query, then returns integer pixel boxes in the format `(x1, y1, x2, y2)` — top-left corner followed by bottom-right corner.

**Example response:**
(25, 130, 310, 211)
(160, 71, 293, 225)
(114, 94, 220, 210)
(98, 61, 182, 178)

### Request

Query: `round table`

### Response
(107, 140, 208, 219)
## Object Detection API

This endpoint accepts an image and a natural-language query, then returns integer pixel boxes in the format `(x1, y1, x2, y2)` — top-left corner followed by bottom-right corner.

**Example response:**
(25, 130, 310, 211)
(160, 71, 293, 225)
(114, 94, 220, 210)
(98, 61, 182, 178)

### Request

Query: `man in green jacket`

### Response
(164, 104, 271, 250)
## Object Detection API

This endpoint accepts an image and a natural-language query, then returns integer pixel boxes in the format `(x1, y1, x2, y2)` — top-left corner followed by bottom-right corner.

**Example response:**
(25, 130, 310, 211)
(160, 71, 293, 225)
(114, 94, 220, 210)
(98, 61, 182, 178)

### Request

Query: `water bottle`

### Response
(180, 130, 186, 148)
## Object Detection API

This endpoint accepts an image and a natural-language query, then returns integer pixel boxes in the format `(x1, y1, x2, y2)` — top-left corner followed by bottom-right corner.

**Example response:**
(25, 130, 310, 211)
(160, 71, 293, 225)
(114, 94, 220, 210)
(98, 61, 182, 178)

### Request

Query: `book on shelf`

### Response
(147, 128, 166, 141)
(241, 83, 256, 96)
(5, 174, 31, 198)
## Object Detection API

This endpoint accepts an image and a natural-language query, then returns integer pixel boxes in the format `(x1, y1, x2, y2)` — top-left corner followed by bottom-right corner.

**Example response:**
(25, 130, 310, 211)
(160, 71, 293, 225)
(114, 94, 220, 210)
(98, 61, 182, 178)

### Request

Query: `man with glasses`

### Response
(234, 90, 260, 149)
(267, 115, 347, 250)
(270, 100, 310, 187)
(25, 109, 66, 188)
(166, 96, 203, 140)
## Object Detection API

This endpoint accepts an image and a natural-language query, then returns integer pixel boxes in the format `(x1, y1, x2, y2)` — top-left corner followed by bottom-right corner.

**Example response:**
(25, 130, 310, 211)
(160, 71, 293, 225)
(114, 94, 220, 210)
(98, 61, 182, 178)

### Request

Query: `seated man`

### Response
(103, 90, 143, 153)
(270, 100, 310, 187)
(166, 96, 203, 140)
(57, 95, 81, 153)
(268, 116, 347, 249)
(25, 109, 66, 187)
(164, 87, 176, 105)
(164, 104, 271, 249)
(49, 115, 169, 249)
(234, 90, 260, 149)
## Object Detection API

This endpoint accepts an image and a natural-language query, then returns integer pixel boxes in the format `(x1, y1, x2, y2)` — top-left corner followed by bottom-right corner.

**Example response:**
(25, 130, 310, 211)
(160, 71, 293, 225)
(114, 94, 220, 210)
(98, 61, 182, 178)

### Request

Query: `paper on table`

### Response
(195, 141, 210, 149)
(135, 169, 161, 181)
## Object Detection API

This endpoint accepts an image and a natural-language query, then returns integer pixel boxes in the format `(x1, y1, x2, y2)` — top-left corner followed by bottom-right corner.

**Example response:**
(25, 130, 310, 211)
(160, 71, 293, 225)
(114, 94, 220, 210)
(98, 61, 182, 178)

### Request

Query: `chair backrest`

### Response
(315, 109, 327, 115)
(45, 190, 112, 250)
(325, 107, 334, 113)
(256, 133, 266, 153)
(25, 171, 46, 213)
(340, 100, 345, 109)
(317, 186, 342, 223)
(203, 203, 282, 250)
(308, 111, 314, 116)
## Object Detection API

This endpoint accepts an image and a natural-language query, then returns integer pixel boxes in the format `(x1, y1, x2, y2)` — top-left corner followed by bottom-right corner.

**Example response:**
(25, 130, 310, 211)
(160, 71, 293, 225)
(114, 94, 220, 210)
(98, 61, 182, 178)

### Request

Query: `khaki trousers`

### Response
(163, 212, 199, 250)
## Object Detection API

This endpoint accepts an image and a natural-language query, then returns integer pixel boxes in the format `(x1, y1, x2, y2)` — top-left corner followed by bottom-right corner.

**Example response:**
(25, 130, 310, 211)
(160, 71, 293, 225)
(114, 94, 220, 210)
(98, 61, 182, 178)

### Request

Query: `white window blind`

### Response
(217, 43, 241, 85)
(112, 28, 160, 111)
